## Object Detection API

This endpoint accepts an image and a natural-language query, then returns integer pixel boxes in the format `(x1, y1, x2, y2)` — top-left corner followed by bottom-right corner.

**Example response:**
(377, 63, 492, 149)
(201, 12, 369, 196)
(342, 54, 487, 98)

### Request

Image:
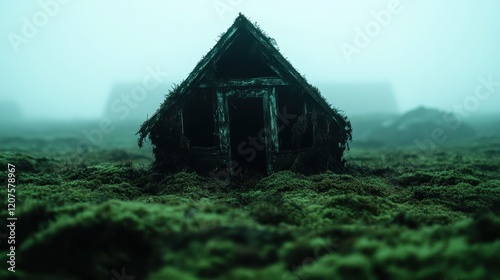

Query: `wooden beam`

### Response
(216, 90, 231, 165)
(199, 78, 288, 88)
(137, 28, 242, 138)
(269, 87, 279, 153)
(226, 87, 268, 99)
(263, 88, 278, 175)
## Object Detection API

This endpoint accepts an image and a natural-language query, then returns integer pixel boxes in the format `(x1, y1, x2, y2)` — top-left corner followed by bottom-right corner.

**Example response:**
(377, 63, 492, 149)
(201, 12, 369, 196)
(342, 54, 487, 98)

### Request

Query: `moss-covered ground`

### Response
(0, 128, 499, 279)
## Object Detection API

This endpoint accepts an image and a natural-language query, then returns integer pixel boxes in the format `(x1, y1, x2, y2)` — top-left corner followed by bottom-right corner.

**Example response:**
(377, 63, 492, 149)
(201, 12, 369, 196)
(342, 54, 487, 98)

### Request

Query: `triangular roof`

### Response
(138, 13, 351, 146)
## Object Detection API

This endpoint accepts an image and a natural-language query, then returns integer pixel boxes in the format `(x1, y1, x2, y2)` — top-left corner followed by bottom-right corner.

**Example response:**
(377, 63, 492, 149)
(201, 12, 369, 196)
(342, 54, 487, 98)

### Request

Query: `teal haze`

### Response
(1, 0, 499, 120)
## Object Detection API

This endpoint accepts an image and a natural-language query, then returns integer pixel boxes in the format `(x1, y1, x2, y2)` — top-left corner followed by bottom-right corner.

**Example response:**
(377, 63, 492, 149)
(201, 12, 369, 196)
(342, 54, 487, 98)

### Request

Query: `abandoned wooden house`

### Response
(137, 14, 352, 176)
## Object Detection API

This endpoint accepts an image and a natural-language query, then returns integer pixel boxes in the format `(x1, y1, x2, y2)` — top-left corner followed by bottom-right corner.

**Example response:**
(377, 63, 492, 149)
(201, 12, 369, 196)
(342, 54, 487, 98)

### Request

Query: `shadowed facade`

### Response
(137, 14, 352, 176)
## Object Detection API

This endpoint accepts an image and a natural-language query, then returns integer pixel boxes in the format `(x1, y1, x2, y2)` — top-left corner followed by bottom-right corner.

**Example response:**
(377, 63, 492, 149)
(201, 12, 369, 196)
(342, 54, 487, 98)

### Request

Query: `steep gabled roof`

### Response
(137, 13, 351, 146)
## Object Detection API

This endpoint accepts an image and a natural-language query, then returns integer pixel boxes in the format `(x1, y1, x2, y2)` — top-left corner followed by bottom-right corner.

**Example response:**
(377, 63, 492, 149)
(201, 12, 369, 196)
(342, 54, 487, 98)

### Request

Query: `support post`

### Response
(216, 90, 231, 165)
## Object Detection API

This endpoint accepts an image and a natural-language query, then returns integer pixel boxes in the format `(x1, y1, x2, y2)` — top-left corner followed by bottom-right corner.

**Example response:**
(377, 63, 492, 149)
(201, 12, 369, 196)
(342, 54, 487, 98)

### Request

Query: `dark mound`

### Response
(368, 107, 476, 146)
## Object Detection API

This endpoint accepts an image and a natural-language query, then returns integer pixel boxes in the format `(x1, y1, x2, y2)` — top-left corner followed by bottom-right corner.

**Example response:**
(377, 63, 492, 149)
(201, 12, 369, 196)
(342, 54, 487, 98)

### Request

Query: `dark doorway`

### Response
(183, 90, 216, 147)
(228, 97, 267, 173)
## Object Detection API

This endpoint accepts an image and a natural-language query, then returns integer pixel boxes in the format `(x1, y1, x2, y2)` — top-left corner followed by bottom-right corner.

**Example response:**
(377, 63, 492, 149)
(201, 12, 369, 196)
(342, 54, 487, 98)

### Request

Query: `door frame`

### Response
(216, 87, 279, 174)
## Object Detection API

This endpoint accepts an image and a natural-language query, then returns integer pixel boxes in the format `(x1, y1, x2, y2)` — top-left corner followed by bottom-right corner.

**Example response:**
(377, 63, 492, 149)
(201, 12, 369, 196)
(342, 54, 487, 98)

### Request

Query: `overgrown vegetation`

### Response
(0, 133, 499, 279)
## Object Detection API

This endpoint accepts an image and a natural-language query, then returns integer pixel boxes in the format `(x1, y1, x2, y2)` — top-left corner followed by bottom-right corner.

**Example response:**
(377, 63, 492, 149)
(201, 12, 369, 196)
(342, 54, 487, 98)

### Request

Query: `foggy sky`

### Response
(1, 0, 499, 120)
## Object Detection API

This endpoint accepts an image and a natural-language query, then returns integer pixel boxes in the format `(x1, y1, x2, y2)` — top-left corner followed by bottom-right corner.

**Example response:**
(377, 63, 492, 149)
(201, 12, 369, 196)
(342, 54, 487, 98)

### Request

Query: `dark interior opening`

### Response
(183, 90, 216, 147)
(228, 97, 267, 173)
(215, 31, 278, 79)
(277, 87, 313, 150)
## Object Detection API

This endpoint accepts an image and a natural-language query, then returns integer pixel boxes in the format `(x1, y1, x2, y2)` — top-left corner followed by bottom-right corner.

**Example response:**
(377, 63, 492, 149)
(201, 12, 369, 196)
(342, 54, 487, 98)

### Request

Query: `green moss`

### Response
(0, 152, 58, 173)
(390, 203, 465, 228)
(395, 170, 482, 187)
(412, 182, 500, 213)
(279, 236, 340, 271)
(18, 183, 96, 206)
(219, 264, 285, 280)
(311, 172, 388, 196)
(461, 214, 500, 243)
(189, 238, 275, 277)
(95, 182, 142, 201)
(64, 179, 101, 190)
(65, 162, 141, 185)
(294, 253, 375, 280)
(18, 201, 166, 279)
(157, 171, 211, 195)
(256, 171, 313, 192)
(147, 267, 198, 280)
(249, 192, 304, 225)
(4, 136, 500, 278)
(281, 218, 500, 280)
(322, 195, 398, 224)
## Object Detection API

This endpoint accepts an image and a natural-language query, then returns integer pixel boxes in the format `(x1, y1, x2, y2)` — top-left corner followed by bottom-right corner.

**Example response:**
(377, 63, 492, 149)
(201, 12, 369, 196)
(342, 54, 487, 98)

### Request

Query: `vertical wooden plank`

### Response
(212, 90, 218, 146)
(263, 88, 277, 174)
(262, 91, 271, 174)
(216, 90, 231, 164)
(179, 109, 184, 135)
(269, 87, 279, 153)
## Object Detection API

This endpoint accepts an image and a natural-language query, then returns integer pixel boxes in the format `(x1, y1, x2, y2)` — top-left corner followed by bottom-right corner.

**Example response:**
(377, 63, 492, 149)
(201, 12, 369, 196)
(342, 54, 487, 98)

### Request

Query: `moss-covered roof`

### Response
(137, 13, 352, 147)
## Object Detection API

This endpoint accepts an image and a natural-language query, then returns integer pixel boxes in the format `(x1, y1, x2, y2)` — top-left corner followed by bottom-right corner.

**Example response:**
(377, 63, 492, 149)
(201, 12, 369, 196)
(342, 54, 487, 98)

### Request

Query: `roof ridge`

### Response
(137, 14, 352, 148)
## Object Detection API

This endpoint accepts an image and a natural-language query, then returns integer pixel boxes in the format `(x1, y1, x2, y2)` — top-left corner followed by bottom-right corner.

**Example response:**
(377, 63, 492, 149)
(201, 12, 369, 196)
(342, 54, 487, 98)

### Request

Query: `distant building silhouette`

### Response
(0, 101, 23, 122)
(317, 83, 399, 116)
(102, 83, 169, 123)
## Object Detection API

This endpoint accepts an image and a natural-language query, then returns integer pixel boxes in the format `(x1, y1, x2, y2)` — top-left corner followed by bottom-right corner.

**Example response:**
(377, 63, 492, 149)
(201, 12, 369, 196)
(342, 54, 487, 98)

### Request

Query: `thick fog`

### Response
(1, 0, 499, 120)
